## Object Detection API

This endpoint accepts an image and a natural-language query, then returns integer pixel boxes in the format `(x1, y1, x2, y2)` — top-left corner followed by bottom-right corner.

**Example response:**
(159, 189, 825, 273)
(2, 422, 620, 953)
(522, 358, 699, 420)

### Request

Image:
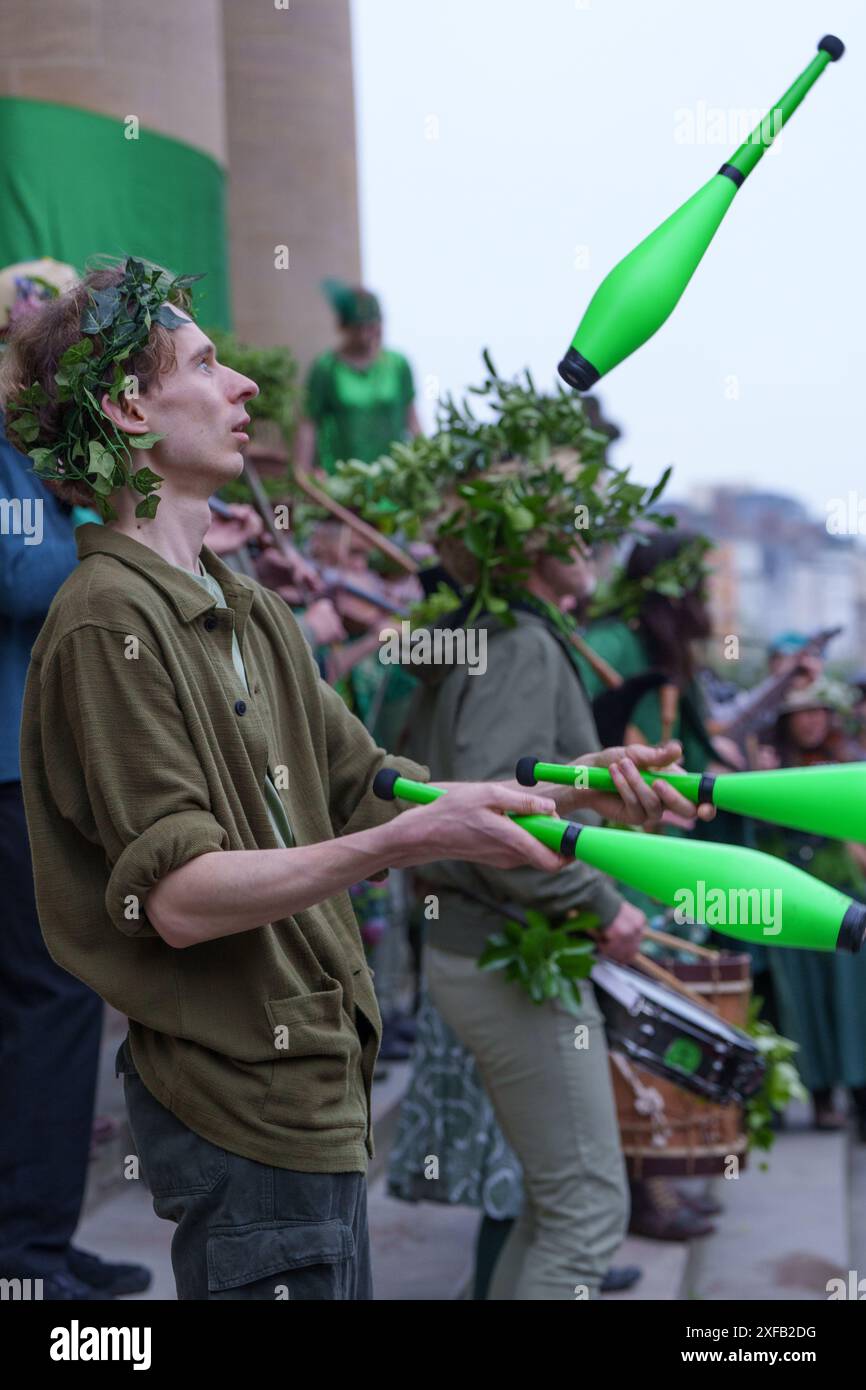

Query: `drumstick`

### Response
(567, 630, 624, 690)
(558, 37, 844, 390)
(641, 925, 722, 961)
(632, 953, 714, 1013)
(244, 455, 408, 616)
(292, 466, 419, 575)
(515, 758, 866, 844)
(373, 771, 866, 953)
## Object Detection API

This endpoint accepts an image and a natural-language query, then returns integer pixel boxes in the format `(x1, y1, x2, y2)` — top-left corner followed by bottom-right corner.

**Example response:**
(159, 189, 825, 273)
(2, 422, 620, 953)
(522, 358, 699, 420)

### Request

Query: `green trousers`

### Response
(426, 947, 628, 1300)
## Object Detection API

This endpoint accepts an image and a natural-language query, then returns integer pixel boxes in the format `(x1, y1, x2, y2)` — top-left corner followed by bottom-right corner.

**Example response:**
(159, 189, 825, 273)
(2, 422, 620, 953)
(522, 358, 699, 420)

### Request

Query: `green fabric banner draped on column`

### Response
(0, 97, 230, 327)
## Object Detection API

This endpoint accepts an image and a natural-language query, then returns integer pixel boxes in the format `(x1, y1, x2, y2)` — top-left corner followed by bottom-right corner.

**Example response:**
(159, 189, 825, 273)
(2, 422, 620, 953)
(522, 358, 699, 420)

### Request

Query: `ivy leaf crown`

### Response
(6, 256, 203, 521)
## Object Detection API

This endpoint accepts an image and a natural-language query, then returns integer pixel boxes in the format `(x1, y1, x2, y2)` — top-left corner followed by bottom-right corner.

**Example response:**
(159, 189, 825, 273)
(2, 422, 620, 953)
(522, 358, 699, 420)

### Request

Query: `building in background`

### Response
(0, 0, 360, 363)
(670, 487, 866, 672)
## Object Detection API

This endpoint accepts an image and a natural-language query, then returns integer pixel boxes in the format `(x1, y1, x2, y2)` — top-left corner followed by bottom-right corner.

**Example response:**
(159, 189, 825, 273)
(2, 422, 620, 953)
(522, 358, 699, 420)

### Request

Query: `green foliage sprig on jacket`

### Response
(324, 352, 674, 623)
(478, 909, 599, 1015)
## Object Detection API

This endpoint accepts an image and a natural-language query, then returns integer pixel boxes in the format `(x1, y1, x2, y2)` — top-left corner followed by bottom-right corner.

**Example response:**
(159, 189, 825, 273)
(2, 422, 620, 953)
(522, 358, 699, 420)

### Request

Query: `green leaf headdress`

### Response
(324, 352, 673, 621)
(5, 256, 202, 521)
(320, 278, 381, 326)
(589, 533, 714, 623)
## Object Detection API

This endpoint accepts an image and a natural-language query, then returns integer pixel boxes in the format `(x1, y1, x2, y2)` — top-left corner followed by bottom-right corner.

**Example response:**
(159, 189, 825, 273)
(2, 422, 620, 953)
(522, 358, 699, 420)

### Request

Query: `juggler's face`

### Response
(102, 311, 259, 494)
(538, 545, 597, 606)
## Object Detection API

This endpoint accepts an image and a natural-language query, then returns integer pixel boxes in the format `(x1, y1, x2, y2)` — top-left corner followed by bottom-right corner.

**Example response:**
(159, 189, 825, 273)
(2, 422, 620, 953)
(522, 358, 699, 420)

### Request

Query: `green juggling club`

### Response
(516, 759, 866, 844)
(558, 35, 844, 391)
(373, 769, 866, 953)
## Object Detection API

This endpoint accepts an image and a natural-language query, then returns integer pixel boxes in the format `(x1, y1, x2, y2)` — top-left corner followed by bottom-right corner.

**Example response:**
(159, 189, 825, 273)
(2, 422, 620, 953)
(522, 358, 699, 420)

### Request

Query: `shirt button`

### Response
(235, 700, 247, 716)
(203, 616, 217, 631)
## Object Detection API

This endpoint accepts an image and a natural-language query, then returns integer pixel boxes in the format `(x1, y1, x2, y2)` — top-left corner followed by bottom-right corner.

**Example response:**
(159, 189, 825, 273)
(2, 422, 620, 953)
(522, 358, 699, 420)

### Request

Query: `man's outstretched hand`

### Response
(394, 782, 568, 873)
(547, 741, 717, 828)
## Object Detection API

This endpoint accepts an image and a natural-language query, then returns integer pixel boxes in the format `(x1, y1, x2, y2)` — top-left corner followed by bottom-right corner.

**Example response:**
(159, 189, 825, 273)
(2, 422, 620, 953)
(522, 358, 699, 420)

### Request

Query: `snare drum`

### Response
(592, 958, 765, 1105)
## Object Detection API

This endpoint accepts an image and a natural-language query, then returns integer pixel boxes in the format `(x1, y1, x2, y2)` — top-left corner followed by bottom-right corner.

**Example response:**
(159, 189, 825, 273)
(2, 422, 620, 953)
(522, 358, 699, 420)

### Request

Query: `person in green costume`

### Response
(326, 360, 717, 1295)
(294, 279, 420, 480)
(575, 529, 742, 789)
(575, 529, 746, 1237)
(573, 530, 748, 938)
(756, 680, 866, 1135)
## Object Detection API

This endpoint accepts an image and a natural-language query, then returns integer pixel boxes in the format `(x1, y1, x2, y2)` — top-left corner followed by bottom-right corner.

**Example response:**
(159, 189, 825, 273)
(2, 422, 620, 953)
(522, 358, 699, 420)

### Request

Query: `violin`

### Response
(306, 520, 418, 635)
(240, 451, 422, 683)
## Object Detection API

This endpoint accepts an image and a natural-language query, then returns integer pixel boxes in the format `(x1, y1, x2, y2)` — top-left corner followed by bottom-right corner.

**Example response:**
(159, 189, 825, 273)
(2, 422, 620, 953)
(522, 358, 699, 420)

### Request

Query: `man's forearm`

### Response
(147, 813, 423, 949)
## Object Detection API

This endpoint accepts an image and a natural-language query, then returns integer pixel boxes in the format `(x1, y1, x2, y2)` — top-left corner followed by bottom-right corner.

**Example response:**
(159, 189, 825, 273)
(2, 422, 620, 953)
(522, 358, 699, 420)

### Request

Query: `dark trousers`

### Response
(117, 1039, 373, 1300)
(0, 780, 103, 1277)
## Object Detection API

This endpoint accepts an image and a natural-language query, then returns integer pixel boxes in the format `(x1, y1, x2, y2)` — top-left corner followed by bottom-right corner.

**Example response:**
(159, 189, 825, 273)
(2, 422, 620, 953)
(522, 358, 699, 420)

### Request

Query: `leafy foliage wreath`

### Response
(6, 257, 201, 521)
(325, 352, 674, 622)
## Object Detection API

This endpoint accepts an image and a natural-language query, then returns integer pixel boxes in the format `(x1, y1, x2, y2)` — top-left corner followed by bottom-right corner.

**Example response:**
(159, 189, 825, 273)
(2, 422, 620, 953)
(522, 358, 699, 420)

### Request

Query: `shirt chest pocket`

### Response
(262, 977, 364, 1131)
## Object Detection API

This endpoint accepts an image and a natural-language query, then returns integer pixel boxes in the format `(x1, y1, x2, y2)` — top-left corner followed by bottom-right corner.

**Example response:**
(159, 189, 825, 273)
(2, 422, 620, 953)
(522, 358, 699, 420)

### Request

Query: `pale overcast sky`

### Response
(350, 0, 864, 522)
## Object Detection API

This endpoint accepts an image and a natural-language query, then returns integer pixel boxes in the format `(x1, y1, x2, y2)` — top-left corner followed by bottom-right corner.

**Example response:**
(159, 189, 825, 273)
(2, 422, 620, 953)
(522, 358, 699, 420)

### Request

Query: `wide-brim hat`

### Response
(777, 677, 855, 718)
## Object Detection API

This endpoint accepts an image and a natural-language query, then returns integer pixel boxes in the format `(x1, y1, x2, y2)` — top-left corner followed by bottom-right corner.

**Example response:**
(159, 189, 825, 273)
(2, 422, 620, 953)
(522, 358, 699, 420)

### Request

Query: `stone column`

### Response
(0, 0, 226, 163)
(221, 0, 361, 367)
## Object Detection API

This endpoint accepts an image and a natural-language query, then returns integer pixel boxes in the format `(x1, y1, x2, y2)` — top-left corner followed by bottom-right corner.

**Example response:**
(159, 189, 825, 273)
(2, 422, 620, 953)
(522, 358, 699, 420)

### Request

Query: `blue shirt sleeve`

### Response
(0, 431, 79, 620)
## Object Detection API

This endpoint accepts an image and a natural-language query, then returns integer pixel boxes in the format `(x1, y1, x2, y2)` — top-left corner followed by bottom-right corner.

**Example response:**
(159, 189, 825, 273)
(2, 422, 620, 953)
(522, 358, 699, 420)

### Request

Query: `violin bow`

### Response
(290, 460, 419, 576)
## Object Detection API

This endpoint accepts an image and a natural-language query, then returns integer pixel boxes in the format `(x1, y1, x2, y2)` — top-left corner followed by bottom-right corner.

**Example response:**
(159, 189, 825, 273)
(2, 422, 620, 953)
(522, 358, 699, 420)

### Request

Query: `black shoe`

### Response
(68, 1246, 152, 1297)
(601, 1264, 642, 1294)
(40, 1270, 107, 1301)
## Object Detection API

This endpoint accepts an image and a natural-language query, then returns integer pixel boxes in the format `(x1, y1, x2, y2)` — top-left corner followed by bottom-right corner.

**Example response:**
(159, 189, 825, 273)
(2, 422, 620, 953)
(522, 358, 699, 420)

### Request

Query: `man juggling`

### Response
(1, 258, 695, 1301)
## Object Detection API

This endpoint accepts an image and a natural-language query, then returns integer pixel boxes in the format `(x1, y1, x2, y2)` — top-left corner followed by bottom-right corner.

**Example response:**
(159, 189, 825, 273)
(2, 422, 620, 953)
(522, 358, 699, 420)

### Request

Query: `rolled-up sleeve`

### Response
(42, 625, 229, 937)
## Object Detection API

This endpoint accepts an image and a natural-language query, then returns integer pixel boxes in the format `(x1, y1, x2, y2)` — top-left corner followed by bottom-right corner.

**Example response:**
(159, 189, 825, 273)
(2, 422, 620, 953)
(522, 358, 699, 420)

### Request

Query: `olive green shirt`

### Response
(19, 524, 427, 1172)
(186, 562, 295, 850)
(405, 609, 623, 957)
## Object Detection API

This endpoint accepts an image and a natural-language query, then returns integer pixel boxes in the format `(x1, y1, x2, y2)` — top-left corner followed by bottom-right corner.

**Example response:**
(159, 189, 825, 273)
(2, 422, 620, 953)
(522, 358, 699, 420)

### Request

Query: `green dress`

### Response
(304, 348, 415, 475)
(755, 827, 866, 1093)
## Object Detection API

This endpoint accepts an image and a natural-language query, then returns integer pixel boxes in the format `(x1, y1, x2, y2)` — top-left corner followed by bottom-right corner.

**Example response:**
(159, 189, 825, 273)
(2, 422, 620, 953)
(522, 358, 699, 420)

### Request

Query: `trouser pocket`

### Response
(122, 1065, 228, 1210)
(206, 1219, 355, 1300)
